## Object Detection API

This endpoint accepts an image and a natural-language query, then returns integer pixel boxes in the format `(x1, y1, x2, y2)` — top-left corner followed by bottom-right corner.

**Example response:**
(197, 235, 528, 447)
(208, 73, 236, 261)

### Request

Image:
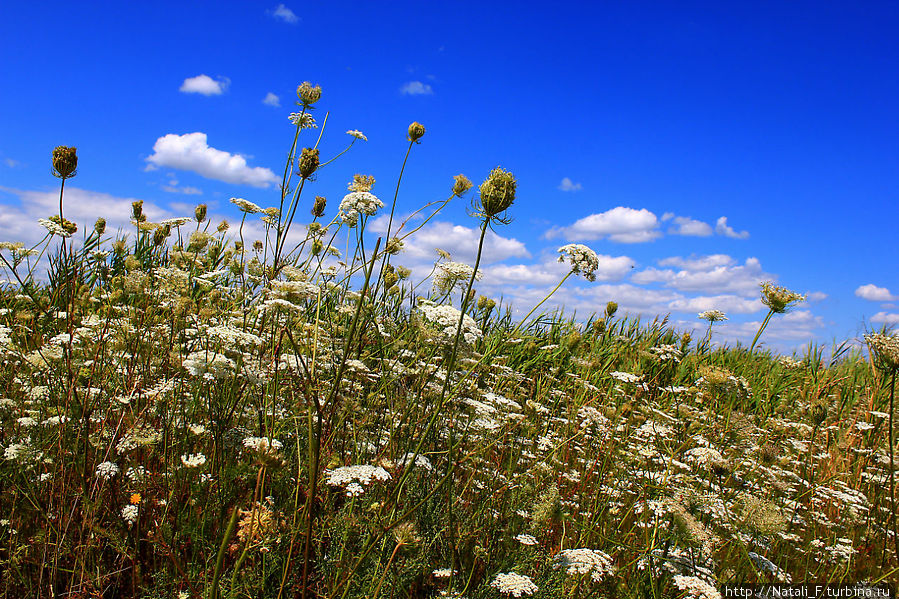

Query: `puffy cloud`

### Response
(658, 254, 735, 271)
(546, 206, 661, 243)
(855, 284, 897, 302)
(872, 312, 899, 325)
(145, 133, 279, 188)
(400, 81, 434, 95)
(666, 294, 761, 315)
(268, 4, 298, 23)
(632, 256, 769, 295)
(179, 74, 229, 96)
(715, 216, 749, 239)
(558, 177, 582, 192)
(482, 253, 634, 287)
(262, 92, 280, 107)
(161, 178, 202, 195)
(667, 216, 713, 237)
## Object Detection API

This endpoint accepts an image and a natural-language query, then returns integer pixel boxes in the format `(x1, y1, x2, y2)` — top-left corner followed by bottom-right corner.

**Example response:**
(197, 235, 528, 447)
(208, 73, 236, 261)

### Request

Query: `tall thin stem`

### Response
(749, 308, 774, 353)
(889, 369, 898, 563)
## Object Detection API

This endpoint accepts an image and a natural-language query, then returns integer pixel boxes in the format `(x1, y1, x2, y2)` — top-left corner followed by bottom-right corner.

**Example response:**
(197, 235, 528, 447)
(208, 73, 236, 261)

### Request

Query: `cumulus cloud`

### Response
(262, 92, 280, 107)
(161, 178, 202, 195)
(400, 81, 433, 95)
(179, 74, 230, 96)
(715, 216, 749, 239)
(872, 312, 899, 325)
(558, 177, 582, 192)
(666, 294, 761, 315)
(145, 133, 279, 188)
(268, 4, 298, 23)
(4, 158, 20, 168)
(633, 255, 770, 295)
(0, 185, 177, 246)
(667, 216, 713, 237)
(546, 207, 661, 243)
(855, 284, 897, 302)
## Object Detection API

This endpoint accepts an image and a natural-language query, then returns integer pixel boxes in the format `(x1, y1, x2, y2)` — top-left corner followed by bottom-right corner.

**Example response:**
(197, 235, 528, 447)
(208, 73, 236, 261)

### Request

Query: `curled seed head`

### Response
(478, 167, 516, 218)
(298, 148, 320, 179)
(407, 121, 426, 143)
(195, 204, 207, 223)
(94, 218, 106, 235)
(296, 82, 322, 106)
(311, 195, 327, 217)
(52, 146, 78, 179)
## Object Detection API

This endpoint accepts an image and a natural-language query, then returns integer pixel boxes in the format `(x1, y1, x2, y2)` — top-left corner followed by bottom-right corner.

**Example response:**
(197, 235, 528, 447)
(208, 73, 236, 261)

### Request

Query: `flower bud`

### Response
(407, 122, 425, 143)
(131, 201, 144, 221)
(298, 148, 319, 179)
(94, 218, 106, 235)
(296, 82, 322, 106)
(605, 301, 618, 318)
(311, 195, 327, 217)
(195, 204, 207, 223)
(52, 146, 78, 179)
(478, 167, 516, 218)
(217, 220, 229, 233)
(453, 174, 473, 197)
(153, 227, 167, 247)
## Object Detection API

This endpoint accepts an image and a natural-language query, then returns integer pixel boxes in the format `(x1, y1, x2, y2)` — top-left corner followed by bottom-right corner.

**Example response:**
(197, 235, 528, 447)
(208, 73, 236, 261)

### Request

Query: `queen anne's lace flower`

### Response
(557, 244, 600, 281)
(417, 299, 483, 345)
(96, 461, 119, 480)
(230, 197, 263, 214)
(490, 572, 538, 597)
(38, 218, 71, 238)
(346, 130, 367, 141)
(672, 575, 722, 599)
(338, 191, 383, 226)
(325, 465, 391, 497)
(553, 548, 616, 582)
(288, 112, 317, 128)
(698, 310, 727, 322)
(121, 504, 139, 526)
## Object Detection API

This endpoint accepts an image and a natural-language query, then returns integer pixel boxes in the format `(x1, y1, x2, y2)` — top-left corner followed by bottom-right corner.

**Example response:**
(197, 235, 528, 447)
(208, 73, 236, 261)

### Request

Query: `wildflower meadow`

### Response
(0, 84, 897, 598)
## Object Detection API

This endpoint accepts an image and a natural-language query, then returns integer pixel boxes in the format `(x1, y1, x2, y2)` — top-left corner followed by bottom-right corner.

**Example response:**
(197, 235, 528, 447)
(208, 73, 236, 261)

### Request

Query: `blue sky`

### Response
(1, 1, 897, 352)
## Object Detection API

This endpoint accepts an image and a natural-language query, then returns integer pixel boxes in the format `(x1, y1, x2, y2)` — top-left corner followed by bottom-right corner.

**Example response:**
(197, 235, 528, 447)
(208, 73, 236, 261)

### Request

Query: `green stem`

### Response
(749, 308, 774, 353)
(889, 370, 898, 563)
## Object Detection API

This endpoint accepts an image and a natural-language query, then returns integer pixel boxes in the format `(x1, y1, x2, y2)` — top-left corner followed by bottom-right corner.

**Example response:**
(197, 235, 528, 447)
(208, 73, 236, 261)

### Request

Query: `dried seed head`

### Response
(592, 318, 606, 335)
(49, 215, 77, 235)
(296, 81, 321, 106)
(94, 218, 106, 235)
(407, 121, 426, 143)
(865, 332, 899, 371)
(478, 167, 516, 218)
(386, 237, 404, 255)
(311, 195, 327, 217)
(153, 227, 167, 247)
(131, 201, 144, 221)
(298, 148, 319, 179)
(51, 146, 78, 179)
(452, 174, 473, 197)
(605, 301, 618, 318)
(195, 204, 207, 223)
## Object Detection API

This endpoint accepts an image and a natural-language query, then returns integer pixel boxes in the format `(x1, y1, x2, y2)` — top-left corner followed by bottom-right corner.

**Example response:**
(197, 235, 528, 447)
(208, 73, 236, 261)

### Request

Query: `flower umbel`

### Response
(557, 244, 600, 282)
(760, 281, 806, 313)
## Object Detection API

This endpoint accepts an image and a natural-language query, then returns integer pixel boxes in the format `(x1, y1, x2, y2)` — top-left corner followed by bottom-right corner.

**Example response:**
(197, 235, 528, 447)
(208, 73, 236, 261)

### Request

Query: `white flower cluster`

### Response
(181, 453, 207, 468)
(121, 504, 139, 526)
(230, 197, 263, 214)
(434, 261, 481, 293)
(96, 461, 119, 480)
(288, 112, 317, 128)
(337, 191, 383, 226)
(610, 371, 642, 383)
(672, 575, 722, 599)
(553, 548, 615, 582)
(243, 437, 283, 454)
(557, 244, 600, 282)
(649, 344, 682, 362)
(346, 129, 367, 141)
(183, 351, 235, 380)
(698, 310, 727, 322)
(38, 218, 71, 238)
(268, 280, 320, 302)
(685, 446, 727, 470)
(325, 464, 391, 497)
(417, 300, 483, 345)
(490, 572, 538, 597)
(514, 534, 538, 546)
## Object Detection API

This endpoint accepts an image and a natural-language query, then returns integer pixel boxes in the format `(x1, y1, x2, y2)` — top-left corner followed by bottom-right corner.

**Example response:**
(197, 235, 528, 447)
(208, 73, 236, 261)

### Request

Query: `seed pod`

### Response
(605, 301, 618, 318)
(298, 148, 319, 179)
(311, 195, 327, 217)
(407, 121, 425, 142)
(94, 218, 106, 235)
(296, 82, 322, 106)
(478, 167, 516, 218)
(52, 146, 78, 179)
(453, 174, 473, 197)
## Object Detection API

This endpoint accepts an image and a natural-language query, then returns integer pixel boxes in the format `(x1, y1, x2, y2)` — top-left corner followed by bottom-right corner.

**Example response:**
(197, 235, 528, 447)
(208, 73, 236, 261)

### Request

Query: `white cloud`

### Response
(161, 179, 203, 195)
(667, 216, 713, 237)
(145, 133, 279, 188)
(658, 254, 735, 271)
(715, 216, 749, 239)
(667, 294, 761, 315)
(400, 81, 433, 96)
(546, 206, 661, 243)
(268, 4, 298, 23)
(0, 185, 177, 246)
(806, 291, 828, 302)
(872, 312, 899, 325)
(179, 74, 230, 96)
(482, 253, 635, 287)
(3, 158, 20, 168)
(633, 256, 770, 295)
(558, 177, 582, 192)
(262, 92, 280, 107)
(855, 284, 897, 302)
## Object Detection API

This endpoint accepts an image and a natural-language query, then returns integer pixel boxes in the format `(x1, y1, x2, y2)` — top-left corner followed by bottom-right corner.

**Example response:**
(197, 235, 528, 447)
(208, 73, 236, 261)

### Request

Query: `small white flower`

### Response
(96, 461, 119, 480)
(514, 534, 538, 546)
(346, 129, 367, 141)
(557, 244, 600, 281)
(230, 197, 263, 214)
(121, 504, 139, 526)
(181, 453, 207, 468)
(490, 572, 538, 597)
(289, 112, 317, 128)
